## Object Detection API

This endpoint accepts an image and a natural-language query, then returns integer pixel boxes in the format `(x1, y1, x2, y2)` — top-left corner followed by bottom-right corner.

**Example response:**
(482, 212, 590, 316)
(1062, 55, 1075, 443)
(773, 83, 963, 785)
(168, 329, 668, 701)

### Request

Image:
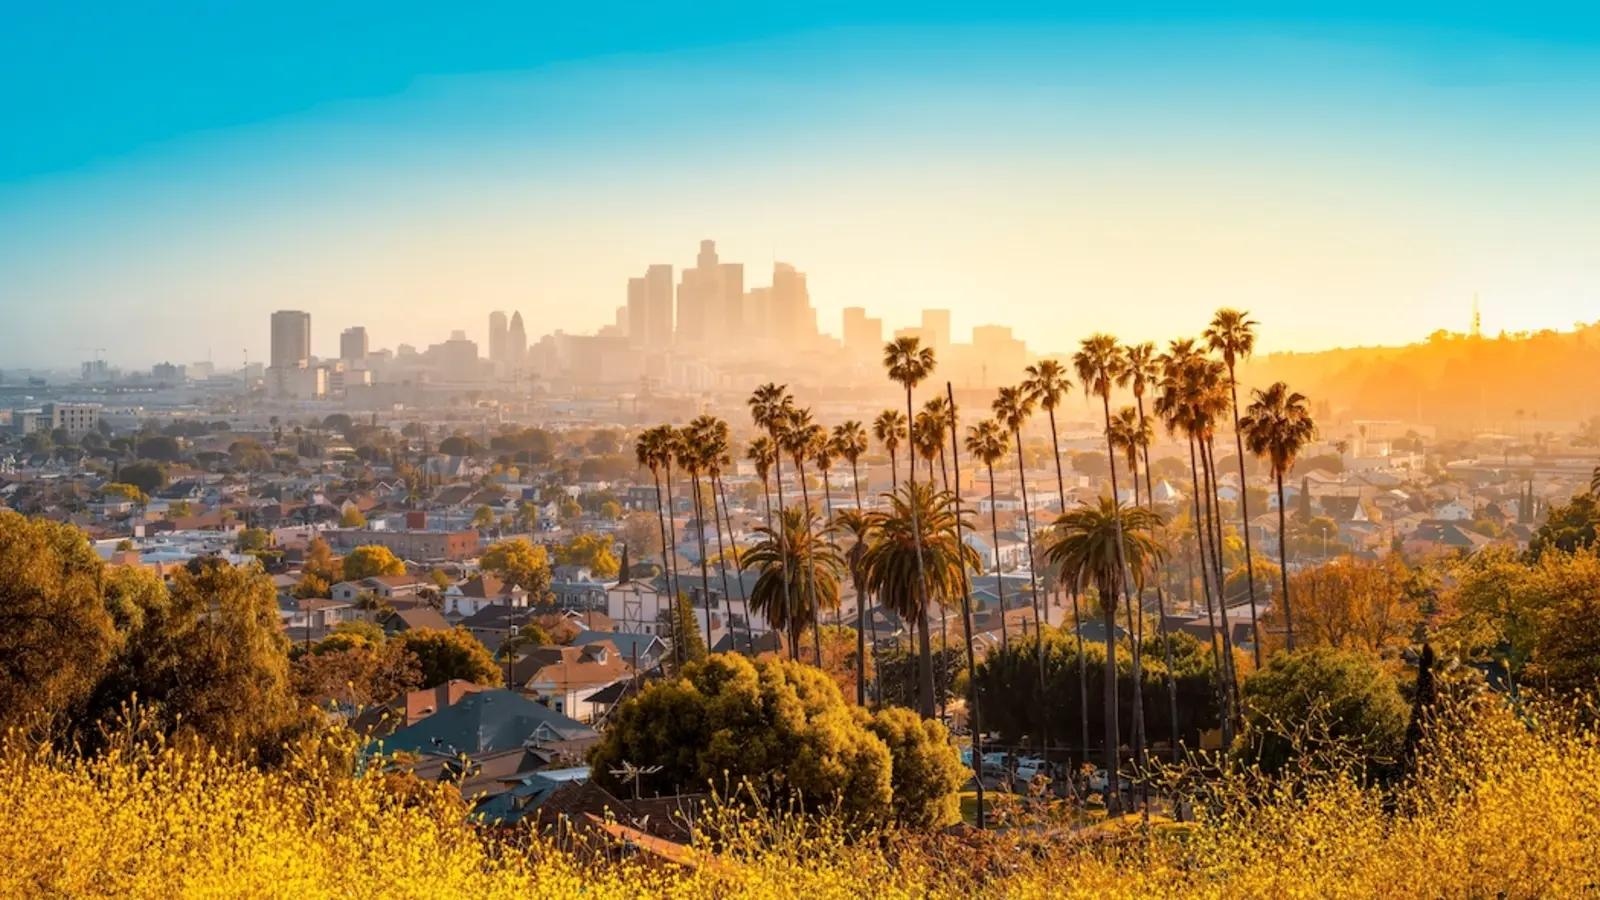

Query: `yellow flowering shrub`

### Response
(0, 695, 1596, 899)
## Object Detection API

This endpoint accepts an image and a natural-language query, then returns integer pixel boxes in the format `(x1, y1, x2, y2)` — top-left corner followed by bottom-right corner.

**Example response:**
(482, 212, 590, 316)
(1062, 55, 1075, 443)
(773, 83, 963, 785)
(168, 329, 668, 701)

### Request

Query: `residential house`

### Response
(510, 641, 633, 722)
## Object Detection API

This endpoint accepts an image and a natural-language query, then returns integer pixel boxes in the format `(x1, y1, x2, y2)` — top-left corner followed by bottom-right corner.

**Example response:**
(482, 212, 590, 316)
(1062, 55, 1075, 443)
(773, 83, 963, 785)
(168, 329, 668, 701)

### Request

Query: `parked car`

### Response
(981, 751, 1010, 775)
(959, 746, 974, 768)
(1014, 756, 1050, 781)
(1088, 768, 1132, 794)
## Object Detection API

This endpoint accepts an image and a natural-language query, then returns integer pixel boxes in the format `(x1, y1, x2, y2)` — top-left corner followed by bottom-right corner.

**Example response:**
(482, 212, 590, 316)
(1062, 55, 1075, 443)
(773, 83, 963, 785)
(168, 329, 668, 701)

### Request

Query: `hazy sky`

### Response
(4, 3, 1599, 368)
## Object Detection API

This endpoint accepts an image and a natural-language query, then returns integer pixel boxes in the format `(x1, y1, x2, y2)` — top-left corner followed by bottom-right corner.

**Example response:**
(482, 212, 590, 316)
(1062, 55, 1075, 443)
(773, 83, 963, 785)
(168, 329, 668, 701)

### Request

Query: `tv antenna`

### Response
(609, 760, 663, 800)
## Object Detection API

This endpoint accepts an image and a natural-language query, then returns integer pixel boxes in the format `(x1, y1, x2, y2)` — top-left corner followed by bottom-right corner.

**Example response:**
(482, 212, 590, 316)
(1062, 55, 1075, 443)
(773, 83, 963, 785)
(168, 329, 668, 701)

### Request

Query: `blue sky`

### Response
(4, 3, 1599, 368)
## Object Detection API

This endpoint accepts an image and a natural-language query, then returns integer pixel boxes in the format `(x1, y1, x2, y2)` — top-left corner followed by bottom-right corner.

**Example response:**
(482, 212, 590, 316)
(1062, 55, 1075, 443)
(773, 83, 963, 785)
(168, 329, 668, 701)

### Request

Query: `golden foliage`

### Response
(1, 696, 1598, 898)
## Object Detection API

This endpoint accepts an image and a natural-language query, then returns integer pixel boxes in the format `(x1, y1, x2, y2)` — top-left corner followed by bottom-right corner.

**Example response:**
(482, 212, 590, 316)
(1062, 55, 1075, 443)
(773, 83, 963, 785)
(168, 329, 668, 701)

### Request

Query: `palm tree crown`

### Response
(742, 506, 843, 637)
(747, 436, 775, 484)
(1022, 358, 1072, 411)
(1074, 333, 1128, 402)
(964, 419, 1010, 472)
(1203, 308, 1258, 371)
(883, 336, 936, 394)
(831, 421, 869, 469)
(1239, 383, 1315, 480)
(860, 482, 979, 629)
(1045, 497, 1165, 617)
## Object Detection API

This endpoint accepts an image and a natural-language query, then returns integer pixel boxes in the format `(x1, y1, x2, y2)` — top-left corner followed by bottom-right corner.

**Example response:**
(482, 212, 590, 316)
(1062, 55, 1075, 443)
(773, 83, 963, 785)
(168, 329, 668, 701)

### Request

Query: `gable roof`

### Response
(372, 689, 597, 757)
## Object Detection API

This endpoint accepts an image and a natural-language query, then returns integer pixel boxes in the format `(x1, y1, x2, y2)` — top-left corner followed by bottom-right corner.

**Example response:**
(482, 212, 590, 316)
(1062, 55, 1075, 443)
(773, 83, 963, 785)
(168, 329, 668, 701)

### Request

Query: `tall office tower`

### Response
(769, 262, 818, 349)
(842, 307, 883, 359)
(488, 311, 509, 367)
(627, 263, 676, 349)
(676, 239, 744, 347)
(339, 326, 369, 362)
(506, 311, 527, 369)
(921, 309, 952, 355)
(270, 310, 311, 369)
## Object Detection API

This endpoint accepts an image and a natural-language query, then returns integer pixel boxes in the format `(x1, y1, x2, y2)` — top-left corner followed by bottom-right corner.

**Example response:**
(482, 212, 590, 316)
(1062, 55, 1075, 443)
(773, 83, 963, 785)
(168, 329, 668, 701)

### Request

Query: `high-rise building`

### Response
(626, 264, 674, 349)
(922, 309, 952, 355)
(488, 311, 509, 368)
(339, 326, 369, 362)
(842, 307, 883, 359)
(270, 310, 311, 369)
(770, 262, 818, 349)
(506, 311, 527, 370)
(675, 240, 744, 348)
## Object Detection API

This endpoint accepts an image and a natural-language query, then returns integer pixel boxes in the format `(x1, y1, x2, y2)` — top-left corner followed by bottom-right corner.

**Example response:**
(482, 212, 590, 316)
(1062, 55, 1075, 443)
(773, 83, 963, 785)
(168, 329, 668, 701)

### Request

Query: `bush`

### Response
(1238, 647, 1407, 778)
(590, 654, 963, 828)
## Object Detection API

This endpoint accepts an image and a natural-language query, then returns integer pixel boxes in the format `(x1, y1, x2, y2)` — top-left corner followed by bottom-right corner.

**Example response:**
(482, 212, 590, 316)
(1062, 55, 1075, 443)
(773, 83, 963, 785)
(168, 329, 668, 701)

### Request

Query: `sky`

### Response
(3, 2, 1600, 369)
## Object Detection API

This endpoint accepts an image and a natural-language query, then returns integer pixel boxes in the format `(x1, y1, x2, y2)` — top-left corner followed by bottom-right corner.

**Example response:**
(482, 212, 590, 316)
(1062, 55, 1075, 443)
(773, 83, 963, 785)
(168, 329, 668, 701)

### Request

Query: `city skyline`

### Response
(6, 5, 1600, 367)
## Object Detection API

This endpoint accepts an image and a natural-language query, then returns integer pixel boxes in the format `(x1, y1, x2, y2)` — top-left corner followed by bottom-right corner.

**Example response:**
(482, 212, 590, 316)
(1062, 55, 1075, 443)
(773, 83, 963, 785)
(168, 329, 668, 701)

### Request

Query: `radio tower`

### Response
(1471, 294, 1482, 338)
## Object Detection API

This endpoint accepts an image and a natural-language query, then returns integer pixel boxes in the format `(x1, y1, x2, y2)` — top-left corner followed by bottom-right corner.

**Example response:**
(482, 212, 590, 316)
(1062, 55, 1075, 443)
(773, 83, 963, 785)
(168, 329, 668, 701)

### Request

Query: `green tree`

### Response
(555, 532, 620, 578)
(235, 527, 272, 553)
(479, 538, 552, 597)
(341, 544, 405, 580)
(864, 707, 967, 829)
(394, 628, 501, 688)
(103, 482, 148, 505)
(303, 536, 341, 583)
(1530, 493, 1600, 558)
(340, 506, 367, 528)
(1237, 647, 1406, 779)
(662, 594, 708, 664)
(119, 461, 169, 495)
(86, 560, 307, 760)
(0, 512, 116, 734)
(591, 654, 961, 829)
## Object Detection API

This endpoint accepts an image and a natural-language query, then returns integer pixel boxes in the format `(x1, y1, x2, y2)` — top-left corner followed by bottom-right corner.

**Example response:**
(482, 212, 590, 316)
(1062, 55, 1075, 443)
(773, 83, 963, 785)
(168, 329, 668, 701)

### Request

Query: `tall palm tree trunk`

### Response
(985, 464, 1007, 653)
(935, 446, 952, 722)
(1047, 406, 1067, 630)
(851, 460, 868, 707)
(945, 381, 985, 828)
(1121, 450, 1148, 799)
(1227, 369, 1263, 667)
(796, 459, 822, 666)
(822, 467, 840, 661)
(1188, 437, 1231, 743)
(770, 427, 797, 661)
(1012, 432, 1050, 758)
(1136, 400, 1181, 761)
(1071, 579, 1090, 768)
(1100, 593, 1122, 815)
(1276, 469, 1294, 651)
(713, 473, 751, 654)
(1201, 438, 1243, 727)
(905, 387, 936, 719)
(663, 460, 684, 667)
(691, 473, 714, 648)
(1099, 393, 1134, 814)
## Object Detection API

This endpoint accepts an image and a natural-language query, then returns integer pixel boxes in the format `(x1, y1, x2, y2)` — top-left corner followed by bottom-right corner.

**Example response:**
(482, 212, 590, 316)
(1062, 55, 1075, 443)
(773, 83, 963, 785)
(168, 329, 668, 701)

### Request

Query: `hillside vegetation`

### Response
(2, 694, 1595, 899)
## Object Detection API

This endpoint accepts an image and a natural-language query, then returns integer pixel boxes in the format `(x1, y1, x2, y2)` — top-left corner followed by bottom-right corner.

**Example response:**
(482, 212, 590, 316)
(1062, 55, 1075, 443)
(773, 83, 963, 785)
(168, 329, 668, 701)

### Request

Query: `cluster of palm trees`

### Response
(631, 309, 1318, 818)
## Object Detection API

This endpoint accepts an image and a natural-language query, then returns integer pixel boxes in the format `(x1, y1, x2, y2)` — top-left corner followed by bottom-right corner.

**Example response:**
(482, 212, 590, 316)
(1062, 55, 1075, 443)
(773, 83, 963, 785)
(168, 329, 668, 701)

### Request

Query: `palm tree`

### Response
(883, 336, 939, 717)
(1023, 358, 1073, 630)
(833, 420, 875, 700)
(1156, 343, 1240, 734)
(965, 419, 1011, 651)
(750, 384, 798, 658)
(940, 379, 986, 827)
(913, 410, 942, 484)
(1106, 403, 1152, 774)
(658, 427, 688, 666)
(861, 480, 980, 720)
(1590, 465, 1599, 498)
(923, 395, 956, 489)
(674, 425, 714, 646)
(835, 507, 876, 706)
(1205, 308, 1263, 667)
(696, 415, 752, 654)
(743, 506, 844, 652)
(1045, 497, 1164, 815)
(633, 427, 677, 617)
(1240, 382, 1316, 652)
(748, 435, 779, 649)
(993, 386, 1046, 643)
(873, 409, 907, 492)
(781, 406, 829, 664)
(1122, 341, 1182, 761)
